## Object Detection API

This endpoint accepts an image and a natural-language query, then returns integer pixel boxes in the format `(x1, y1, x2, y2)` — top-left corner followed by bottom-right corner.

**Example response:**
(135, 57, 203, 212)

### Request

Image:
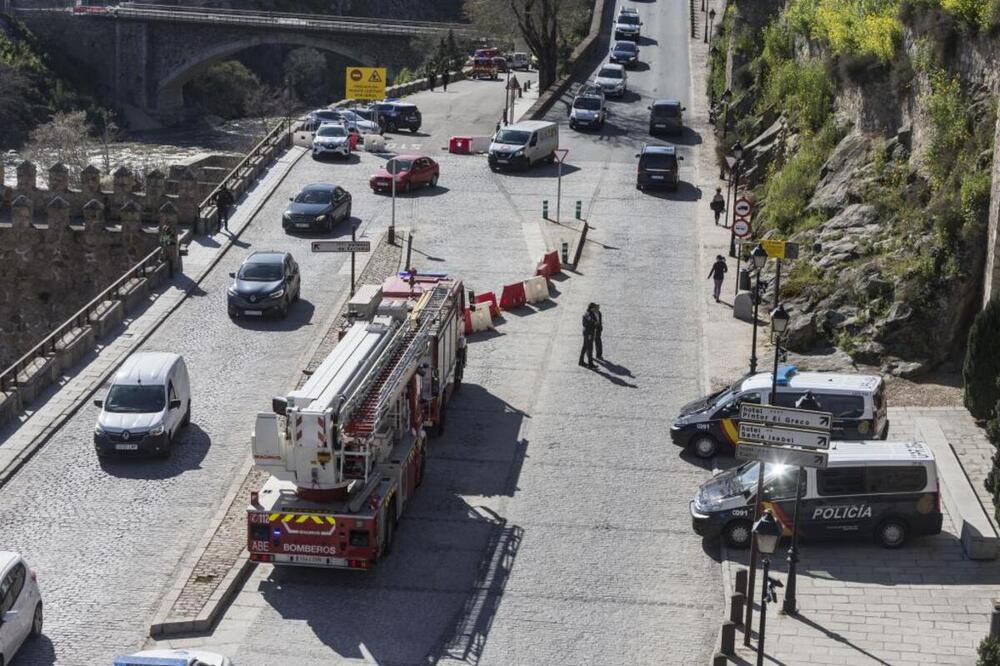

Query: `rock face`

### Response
(807, 134, 874, 213)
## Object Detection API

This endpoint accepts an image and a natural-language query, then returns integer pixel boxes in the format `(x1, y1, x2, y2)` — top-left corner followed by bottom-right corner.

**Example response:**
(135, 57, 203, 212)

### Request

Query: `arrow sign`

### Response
(738, 422, 830, 450)
(740, 403, 832, 433)
(312, 240, 371, 253)
(735, 442, 829, 468)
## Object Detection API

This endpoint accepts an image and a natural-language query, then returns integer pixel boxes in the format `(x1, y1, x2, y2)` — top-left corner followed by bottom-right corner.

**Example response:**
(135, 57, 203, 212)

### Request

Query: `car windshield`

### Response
(239, 262, 283, 281)
(314, 111, 339, 120)
(640, 153, 677, 169)
(619, 15, 640, 24)
(615, 42, 637, 52)
(317, 126, 346, 137)
(495, 129, 530, 145)
(105, 384, 165, 413)
(340, 110, 360, 121)
(654, 104, 682, 117)
(732, 461, 791, 494)
(386, 159, 413, 173)
(574, 97, 602, 110)
(599, 67, 623, 79)
(294, 188, 332, 204)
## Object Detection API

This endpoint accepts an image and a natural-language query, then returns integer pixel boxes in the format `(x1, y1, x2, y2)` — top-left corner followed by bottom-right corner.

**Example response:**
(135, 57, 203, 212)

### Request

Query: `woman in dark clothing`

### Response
(708, 255, 728, 302)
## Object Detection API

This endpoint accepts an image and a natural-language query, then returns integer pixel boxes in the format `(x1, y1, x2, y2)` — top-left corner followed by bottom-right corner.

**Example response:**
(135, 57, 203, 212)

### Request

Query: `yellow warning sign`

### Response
(345, 67, 387, 101)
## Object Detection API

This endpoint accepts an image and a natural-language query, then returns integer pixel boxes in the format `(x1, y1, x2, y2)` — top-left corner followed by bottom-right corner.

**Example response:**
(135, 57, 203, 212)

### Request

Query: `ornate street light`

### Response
(753, 510, 783, 666)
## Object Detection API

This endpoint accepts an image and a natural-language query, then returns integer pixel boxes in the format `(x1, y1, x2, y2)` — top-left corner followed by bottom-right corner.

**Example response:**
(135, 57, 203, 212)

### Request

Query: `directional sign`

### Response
(760, 239, 799, 260)
(733, 218, 752, 239)
(736, 442, 829, 468)
(734, 197, 752, 218)
(345, 67, 387, 101)
(738, 422, 830, 450)
(740, 403, 832, 432)
(312, 240, 371, 253)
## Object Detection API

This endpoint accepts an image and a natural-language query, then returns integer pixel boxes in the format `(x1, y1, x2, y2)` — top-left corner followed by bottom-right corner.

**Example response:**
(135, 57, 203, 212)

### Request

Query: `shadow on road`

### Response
(229, 298, 317, 331)
(100, 421, 211, 479)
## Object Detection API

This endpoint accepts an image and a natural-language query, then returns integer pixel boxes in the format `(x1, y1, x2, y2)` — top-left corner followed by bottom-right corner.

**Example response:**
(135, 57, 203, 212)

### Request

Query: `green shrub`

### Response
(963, 299, 1000, 419)
(762, 59, 834, 132)
(942, 0, 1000, 28)
(786, 0, 902, 61)
(186, 61, 261, 119)
(979, 634, 1000, 666)
(759, 123, 840, 233)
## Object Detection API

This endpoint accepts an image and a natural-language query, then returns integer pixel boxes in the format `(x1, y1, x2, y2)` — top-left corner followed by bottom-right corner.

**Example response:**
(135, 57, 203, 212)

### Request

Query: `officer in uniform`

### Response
(579, 303, 598, 369)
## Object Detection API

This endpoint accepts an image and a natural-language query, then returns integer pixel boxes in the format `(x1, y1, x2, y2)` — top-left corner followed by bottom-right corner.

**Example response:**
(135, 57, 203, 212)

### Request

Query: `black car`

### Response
(636, 145, 683, 192)
(282, 183, 352, 233)
(648, 98, 686, 135)
(610, 41, 639, 67)
(227, 251, 301, 319)
(370, 101, 422, 133)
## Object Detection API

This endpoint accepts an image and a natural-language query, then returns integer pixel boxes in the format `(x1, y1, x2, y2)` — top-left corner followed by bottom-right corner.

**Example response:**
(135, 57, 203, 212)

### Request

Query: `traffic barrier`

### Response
(535, 260, 551, 279)
(474, 292, 501, 318)
(523, 275, 549, 304)
(449, 136, 472, 154)
(464, 306, 493, 334)
(364, 134, 386, 152)
(542, 251, 561, 275)
(499, 282, 527, 310)
(470, 136, 492, 153)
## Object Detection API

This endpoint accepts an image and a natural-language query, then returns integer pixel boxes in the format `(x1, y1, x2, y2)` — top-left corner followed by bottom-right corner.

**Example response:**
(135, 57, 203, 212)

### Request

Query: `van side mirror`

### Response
(679, 156, 685, 160)
(229, 272, 236, 278)
(634, 153, 640, 158)
(93, 398, 103, 408)
(272, 396, 289, 416)
(169, 398, 182, 410)
(646, 105, 651, 110)
(682, 106, 687, 111)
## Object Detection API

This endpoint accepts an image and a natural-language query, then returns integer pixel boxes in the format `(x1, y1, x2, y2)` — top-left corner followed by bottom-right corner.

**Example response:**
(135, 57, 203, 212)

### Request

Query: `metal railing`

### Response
(198, 117, 293, 228)
(0, 246, 163, 393)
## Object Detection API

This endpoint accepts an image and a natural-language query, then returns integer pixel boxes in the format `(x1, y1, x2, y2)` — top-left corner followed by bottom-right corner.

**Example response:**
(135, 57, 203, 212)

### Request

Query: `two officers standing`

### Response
(579, 302, 603, 369)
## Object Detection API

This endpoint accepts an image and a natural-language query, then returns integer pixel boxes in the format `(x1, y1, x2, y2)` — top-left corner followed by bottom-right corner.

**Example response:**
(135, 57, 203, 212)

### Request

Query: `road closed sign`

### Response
(345, 67, 387, 101)
(734, 197, 752, 218)
(733, 218, 751, 239)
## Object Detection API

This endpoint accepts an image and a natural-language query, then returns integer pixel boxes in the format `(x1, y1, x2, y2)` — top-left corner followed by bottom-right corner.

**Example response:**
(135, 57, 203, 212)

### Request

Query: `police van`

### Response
(690, 441, 943, 549)
(670, 366, 888, 459)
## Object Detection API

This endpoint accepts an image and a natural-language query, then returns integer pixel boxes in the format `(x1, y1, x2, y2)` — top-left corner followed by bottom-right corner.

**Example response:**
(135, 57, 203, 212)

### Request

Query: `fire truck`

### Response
(247, 273, 467, 569)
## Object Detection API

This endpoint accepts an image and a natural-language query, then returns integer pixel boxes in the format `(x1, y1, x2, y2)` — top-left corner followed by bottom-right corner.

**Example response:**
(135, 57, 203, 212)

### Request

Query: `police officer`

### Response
(579, 303, 598, 369)
(159, 221, 180, 278)
(213, 184, 235, 233)
(593, 303, 604, 360)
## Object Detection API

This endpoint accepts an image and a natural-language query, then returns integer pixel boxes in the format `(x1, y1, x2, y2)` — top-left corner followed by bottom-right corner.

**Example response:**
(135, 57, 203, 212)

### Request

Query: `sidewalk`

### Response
(0, 146, 306, 486)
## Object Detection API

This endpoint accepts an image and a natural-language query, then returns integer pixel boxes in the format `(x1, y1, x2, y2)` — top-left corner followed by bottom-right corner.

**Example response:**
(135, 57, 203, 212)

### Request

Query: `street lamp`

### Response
(706, 8, 716, 44)
(753, 510, 783, 666)
(748, 244, 767, 373)
(388, 156, 399, 245)
(782, 391, 820, 616)
(728, 141, 744, 258)
(503, 61, 512, 125)
(770, 302, 790, 398)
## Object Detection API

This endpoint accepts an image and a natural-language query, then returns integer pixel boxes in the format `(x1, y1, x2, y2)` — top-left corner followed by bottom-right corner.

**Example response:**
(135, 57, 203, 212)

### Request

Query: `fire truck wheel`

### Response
(723, 520, 752, 549)
(417, 447, 426, 486)
(382, 504, 396, 558)
(690, 434, 718, 459)
(435, 408, 447, 437)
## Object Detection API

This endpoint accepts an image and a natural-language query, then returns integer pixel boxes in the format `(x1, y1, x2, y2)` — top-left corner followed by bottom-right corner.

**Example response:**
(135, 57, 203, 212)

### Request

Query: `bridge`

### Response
(14, 3, 475, 126)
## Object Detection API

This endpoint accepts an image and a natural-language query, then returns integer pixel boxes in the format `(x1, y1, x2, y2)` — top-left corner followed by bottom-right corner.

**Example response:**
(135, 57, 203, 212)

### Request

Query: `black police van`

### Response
(690, 440, 943, 549)
(370, 101, 422, 133)
(670, 366, 888, 459)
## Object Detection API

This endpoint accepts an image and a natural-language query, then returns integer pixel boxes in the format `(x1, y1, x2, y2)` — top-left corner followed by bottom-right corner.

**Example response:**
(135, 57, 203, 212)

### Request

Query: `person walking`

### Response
(428, 69, 437, 91)
(710, 187, 726, 226)
(441, 68, 450, 91)
(579, 303, 598, 369)
(213, 184, 235, 233)
(159, 221, 181, 278)
(593, 303, 604, 360)
(708, 254, 728, 302)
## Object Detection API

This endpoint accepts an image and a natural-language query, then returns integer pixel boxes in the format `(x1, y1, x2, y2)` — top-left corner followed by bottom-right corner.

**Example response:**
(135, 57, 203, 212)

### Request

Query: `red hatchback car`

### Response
(369, 155, 440, 193)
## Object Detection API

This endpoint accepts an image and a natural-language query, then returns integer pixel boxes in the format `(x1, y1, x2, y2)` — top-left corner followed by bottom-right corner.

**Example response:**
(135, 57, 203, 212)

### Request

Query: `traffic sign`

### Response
(735, 442, 829, 468)
(733, 218, 752, 239)
(739, 422, 830, 450)
(734, 197, 752, 218)
(312, 240, 371, 253)
(740, 403, 832, 432)
(345, 67, 387, 101)
(760, 239, 799, 260)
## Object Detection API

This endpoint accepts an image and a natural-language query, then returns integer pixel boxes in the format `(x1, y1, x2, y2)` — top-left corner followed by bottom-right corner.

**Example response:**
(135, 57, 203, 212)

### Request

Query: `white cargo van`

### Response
(93, 352, 191, 459)
(488, 120, 559, 171)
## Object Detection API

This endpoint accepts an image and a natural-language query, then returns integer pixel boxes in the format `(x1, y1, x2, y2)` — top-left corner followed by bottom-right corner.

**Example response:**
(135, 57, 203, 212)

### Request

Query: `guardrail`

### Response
(0, 246, 163, 393)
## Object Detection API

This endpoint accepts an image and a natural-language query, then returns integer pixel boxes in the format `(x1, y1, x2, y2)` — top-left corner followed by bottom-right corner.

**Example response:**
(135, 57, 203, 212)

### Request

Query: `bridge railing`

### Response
(198, 117, 293, 232)
(0, 246, 163, 393)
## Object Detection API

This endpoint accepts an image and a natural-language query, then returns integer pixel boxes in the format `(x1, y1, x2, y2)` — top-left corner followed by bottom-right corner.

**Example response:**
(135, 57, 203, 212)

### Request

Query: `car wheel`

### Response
(547, 152, 556, 164)
(343, 204, 352, 222)
(409, 127, 418, 133)
(877, 519, 908, 548)
(430, 173, 439, 188)
(279, 296, 290, 319)
(30, 602, 42, 637)
(690, 434, 718, 459)
(403, 180, 411, 193)
(182, 400, 191, 426)
(158, 436, 173, 459)
(723, 520, 752, 549)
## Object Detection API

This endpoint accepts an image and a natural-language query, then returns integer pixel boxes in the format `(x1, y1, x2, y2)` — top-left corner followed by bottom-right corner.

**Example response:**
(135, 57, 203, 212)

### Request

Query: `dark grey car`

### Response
(227, 251, 301, 319)
(282, 183, 352, 233)
(648, 99, 686, 135)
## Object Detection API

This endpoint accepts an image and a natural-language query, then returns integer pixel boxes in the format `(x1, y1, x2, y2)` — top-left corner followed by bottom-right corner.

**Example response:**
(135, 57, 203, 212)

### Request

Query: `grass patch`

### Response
(759, 123, 841, 234)
(762, 59, 834, 132)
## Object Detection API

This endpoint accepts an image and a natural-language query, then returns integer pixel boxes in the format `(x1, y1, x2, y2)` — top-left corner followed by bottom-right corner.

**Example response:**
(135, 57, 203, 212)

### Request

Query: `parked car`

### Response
(305, 108, 342, 131)
(614, 9, 642, 40)
(227, 251, 301, 319)
(0, 551, 43, 665)
(488, 120, 559, 171)
(370, 101, 422, 133)
(610, 40, 640, 67)
(336, 108, 378, 134)
(648, 98, 687, 135)
(282, 183, 352, 233)
(114, 649, 233, 666)
(635, 144, 683, 192)
(569, 88, 606, 130)
(370, 155, 440, 193)
(472, 57, 499, 80)
(595, 63, 627, 98)
(510, 52, 530, 70)
(311, 123, 352, 159)
(93, 352, 191, 459)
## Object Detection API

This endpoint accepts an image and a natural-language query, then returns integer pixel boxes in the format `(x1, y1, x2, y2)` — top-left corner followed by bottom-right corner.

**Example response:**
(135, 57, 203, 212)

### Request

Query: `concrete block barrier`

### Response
(499, 282, 527, 310)
(523, 275, 549, 304)
(364, 134, 387, 152)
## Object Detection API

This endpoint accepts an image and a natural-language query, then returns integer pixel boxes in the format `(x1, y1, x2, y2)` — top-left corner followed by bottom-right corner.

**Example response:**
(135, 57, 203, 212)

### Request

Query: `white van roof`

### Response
(507, 120, 557, 132)
(114, 352, 182, 386)
(740, 366, 883, 394)
(826, 440, 934, 466)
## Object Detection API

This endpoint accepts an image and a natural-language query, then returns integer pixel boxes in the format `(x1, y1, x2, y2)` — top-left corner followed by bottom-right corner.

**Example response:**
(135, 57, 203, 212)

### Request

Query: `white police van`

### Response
(690, 440, 943, 549)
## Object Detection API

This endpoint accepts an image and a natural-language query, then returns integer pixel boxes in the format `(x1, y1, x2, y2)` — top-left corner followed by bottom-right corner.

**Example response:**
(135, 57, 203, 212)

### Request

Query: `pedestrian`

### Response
(710, 187, 726, 225)
(159, 221, 181, 278)
(579, 303, 598, 369)
(213, 184, 235, 233)
(593, 303, 604, 360)
(442, 68, 450, 91)
(708, 254, 727, 302)
(428, 69, 436, 91)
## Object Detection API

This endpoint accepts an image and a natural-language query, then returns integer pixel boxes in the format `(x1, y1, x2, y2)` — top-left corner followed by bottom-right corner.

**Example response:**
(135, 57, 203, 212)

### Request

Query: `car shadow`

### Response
(661, 126, 703, 146)
(613, 89, 644, 104)
(642, 181, 703, 202)
(311, 153, 362, 165)
(100, 422, 212, 479)
(373, 185, 451, 199)
(638, 35, 659, 46)
(229, 298, 317, 331)
(14, 633, 56, 664)
(628, 61, 652, 72)
(494, 162, 582, 178)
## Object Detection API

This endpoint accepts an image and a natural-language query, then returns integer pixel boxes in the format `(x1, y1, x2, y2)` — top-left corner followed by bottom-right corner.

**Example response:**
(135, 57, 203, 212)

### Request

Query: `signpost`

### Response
(738, 422, 830, 450)
(734, 197, 752, 218)
(760, 239, 799, 260)
(345, 67, 387, 101)
(735, 442, 829, 468)
(740, 403, 831, 431)
(554, 149, 569, 223)
(733, 218, 751, 239)
(311, 233, 370, 297)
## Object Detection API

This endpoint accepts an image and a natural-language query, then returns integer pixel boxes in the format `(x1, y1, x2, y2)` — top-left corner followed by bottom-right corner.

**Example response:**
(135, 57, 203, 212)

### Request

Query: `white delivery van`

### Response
(488, 120, 559, 171)
(93, 351, 191, 459)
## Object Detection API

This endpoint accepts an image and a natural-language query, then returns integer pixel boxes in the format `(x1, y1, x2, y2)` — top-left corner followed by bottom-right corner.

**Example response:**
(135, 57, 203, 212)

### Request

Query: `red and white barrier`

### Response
(523, 276, 549, 304)
(449, 136, 472, 154)
(463, 306, 494, 334)
(499, 282, 527, 310)
(470, 136, 492, 153)
(473, 292, 501, 318)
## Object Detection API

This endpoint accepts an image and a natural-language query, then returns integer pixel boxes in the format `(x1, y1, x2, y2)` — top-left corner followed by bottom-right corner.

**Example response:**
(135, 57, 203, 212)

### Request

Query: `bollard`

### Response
(575, 200, 582, 219)
(735, 568, 748, 596)
(991, 600, 1000, 638)
(720, 620, 737, 656)
(730, 593, 745, 625)
(561, 241, 569, 266)
(542, 200, 549, 219)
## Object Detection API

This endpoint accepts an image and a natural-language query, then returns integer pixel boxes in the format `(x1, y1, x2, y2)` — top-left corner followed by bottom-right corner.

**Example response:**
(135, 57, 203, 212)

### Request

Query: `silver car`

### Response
(594, 63, 627, 98)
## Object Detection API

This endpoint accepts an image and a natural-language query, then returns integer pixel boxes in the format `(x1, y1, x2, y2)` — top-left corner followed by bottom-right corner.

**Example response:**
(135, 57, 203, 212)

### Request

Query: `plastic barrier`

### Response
(523, 275, 550, 304)
(535, 261, 552, 279)
(463, 309, 473, 335)
(499, 282, 527, 310)
(465, 306, 494, 334)
(364, 134, 386, 153)
(470, 136, 492, 154)
(542, 251, 561, 275)
(449, 136, 472, 154)
(474, 292, 501, 318)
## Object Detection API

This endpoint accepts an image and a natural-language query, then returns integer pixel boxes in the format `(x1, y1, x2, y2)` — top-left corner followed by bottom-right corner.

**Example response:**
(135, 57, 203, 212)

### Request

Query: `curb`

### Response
(0, 146, 307, 493)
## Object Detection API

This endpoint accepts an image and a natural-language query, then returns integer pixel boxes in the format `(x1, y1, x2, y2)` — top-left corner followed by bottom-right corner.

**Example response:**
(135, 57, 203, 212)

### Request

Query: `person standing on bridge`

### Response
(442, 68, 450, 91)
(579, 303, 598, 369)
(213, 184, 235, 233)
(428, 68, 437, 91)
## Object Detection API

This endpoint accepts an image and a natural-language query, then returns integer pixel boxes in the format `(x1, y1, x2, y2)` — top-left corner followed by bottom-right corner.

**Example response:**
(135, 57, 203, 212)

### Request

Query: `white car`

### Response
(114, 649, 233, 666)
(595, 63, 627, 98)
(312, 123, 352, 159)
(337, 109, 378, 134)
(0, 552, 43, 665)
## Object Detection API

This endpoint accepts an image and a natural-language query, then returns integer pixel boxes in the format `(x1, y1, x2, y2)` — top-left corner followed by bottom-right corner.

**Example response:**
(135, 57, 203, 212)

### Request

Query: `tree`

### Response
(244, 84, 293, 148)
(0, 63, 36, 149)
(24, 111, 95, 176)
(185, 61, 261, 119)
(91, 108, 121, 173)
(465, 0, 589, 90)
(963, 298, 1000, 419)
(283, 47, 328, 106)
(979, 635, 1000, 666)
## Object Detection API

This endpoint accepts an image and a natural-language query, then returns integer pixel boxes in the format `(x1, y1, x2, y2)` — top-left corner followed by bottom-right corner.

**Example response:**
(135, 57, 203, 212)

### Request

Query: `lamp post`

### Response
(389, 156, 398, 245)
(770, 303, 790, 399)
(706, 8, 716, 44)
(781, 384, 817, 617)
(753, 510, 783, 666)
(503, 62, 512, 125)
(728, 142, 744, 258)
(748, 244, 767, 373)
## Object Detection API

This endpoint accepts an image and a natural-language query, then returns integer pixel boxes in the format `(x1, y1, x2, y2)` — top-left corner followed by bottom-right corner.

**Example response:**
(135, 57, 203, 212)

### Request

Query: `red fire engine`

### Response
(247, 273, 467, 569)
